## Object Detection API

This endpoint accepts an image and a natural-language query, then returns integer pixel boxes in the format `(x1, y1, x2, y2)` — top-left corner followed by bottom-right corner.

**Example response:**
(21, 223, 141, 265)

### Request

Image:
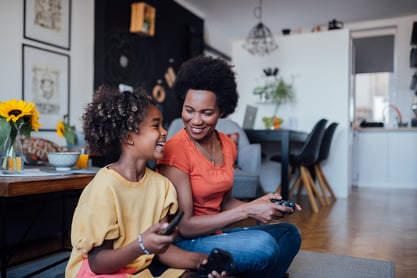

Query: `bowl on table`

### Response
(47, 152, 80, 171)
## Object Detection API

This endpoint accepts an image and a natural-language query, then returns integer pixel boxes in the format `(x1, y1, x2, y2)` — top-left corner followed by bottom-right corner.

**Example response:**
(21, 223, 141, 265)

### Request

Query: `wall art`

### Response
(23, 44, 70, 130)
(24, 0, 71, 50)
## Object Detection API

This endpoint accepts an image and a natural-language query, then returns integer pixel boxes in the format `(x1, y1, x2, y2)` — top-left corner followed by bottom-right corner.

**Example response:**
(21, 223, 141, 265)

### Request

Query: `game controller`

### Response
(270, 198, 296, 212)
(198, 248, 236, 276)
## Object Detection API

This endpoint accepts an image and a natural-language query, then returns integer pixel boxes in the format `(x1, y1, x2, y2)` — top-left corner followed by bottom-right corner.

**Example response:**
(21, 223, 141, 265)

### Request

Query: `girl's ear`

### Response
(121, 133, 134, 146)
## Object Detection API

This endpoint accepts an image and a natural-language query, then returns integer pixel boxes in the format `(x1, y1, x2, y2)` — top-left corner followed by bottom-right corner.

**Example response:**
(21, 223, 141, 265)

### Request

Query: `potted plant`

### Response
(253, 68, 295, 129)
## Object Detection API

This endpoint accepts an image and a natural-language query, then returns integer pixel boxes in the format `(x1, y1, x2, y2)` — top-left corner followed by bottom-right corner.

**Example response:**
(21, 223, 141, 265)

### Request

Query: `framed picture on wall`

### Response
(23, 44, 70, 131)
(24, 0, 72, 50)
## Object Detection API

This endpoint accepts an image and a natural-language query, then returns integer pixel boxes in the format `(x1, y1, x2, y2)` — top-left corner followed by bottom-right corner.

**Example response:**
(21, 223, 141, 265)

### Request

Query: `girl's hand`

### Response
(208, 271, 235, 277)
(196, 255, 235, 278)
(140, 222, 176, 254)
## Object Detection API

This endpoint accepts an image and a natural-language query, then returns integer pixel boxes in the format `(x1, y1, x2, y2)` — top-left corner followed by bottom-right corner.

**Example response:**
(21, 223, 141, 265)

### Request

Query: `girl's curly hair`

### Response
(82, 85, 154, 157)
(173, 55, 239, 118)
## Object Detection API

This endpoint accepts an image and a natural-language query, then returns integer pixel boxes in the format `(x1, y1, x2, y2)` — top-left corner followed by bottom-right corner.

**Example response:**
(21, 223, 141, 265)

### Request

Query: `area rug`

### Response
(4, 251, 69, 278)
(289, 250, 395, 278)
(4, 250, 395, 278)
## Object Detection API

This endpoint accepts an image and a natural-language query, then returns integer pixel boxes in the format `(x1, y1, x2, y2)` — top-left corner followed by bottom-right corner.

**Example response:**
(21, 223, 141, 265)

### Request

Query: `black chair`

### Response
(271, 119, 328, 213)
(314, 122, 338, 205)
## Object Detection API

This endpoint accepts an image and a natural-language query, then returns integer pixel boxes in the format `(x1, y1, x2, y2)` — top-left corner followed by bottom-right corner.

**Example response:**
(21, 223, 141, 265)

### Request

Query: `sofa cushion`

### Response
(232, 169, 260, 199)
(23, 137, 63, 163)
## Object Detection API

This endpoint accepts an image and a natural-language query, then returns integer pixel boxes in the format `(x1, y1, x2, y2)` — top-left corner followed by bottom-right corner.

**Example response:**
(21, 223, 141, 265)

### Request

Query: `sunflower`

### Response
(0, 99, 33, 123)
(56, 114, 76, 145)
(30, 108, 42, 132)
(0, 99, 42, 148)
(56, 120, 66, 138)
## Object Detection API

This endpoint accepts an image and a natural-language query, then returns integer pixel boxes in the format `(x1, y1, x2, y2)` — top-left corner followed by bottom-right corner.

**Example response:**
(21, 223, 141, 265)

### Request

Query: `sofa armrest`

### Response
(237, 143, 261, 176)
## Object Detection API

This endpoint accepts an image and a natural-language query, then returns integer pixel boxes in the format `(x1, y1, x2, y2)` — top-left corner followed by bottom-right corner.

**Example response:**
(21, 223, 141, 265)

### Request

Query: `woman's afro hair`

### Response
(173, 55, 239, 118)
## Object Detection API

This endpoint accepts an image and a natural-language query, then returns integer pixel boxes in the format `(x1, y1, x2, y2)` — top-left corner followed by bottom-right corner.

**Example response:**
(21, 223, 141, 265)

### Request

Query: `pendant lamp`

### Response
(243, 0, 278, 56)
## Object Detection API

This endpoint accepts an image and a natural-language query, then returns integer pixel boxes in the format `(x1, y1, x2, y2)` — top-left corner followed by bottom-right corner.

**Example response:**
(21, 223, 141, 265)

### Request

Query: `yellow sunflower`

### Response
(56, 120, 66, 138)
(0, 99, 42, 147)
(0, 99, 33, 123)
(55, 114, 76, 145)
(30, 108, 42, 132)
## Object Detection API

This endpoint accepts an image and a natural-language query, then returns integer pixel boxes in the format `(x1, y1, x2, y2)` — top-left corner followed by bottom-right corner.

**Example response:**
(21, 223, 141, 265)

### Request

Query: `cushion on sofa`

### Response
(23, 137, 63, 163)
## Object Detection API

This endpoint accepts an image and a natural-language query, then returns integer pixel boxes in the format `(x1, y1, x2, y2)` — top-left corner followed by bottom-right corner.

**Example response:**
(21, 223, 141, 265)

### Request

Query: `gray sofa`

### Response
(167, 118, 261, 200)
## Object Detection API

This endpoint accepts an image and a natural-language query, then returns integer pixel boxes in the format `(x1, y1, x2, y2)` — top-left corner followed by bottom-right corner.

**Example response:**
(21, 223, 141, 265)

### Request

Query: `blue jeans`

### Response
(175, 222, 301, 278)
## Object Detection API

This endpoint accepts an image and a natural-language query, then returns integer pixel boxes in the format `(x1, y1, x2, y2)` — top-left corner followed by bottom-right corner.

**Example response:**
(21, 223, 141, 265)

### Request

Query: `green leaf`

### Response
(0, 118, 12, 147)
(20, 123, 32, 140)
(65, 132, 76, 146)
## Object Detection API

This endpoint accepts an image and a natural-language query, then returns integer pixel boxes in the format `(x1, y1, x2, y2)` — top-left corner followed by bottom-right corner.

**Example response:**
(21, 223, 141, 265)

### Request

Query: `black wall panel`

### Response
(94, 0, 204, 127)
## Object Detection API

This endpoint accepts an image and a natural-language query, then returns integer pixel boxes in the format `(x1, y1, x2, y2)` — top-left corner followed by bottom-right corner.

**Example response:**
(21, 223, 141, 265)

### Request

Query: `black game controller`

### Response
(198, 248, 236, 276)
(270, 198, 296, 212)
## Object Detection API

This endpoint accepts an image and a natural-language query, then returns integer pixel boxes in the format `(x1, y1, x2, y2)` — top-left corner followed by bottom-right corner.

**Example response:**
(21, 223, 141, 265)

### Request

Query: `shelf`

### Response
(130, 2, 156, 36)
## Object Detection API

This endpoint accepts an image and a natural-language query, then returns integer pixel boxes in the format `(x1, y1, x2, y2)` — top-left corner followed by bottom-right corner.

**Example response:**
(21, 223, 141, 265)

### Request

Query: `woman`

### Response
(157, 56, 302, 278)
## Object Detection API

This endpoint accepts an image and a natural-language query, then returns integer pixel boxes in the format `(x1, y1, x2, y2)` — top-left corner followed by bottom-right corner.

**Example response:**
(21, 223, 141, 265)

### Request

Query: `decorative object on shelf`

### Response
(56, 114, 77, 147)
(253, 67, 295, 129)
(130, 2, 156, 36)
(242, 0, 278, 56)
(0, 99, 42, 173)
(328, 19, 344, 30)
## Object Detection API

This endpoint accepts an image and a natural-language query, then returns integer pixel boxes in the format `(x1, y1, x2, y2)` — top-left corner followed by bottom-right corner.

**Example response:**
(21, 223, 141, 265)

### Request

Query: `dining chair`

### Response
(314, 122, 338, 205)
(271, 118, 328, 213)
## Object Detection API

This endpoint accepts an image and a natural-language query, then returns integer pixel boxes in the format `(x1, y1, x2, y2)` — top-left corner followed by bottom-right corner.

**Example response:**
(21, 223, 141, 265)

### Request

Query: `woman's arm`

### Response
(159, 165, 252, 237)
(159, 165, 298, 238)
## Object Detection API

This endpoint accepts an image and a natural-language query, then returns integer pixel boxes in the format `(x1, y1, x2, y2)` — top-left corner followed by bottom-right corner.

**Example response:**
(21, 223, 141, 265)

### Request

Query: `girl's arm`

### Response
(157, 244, 206, 270)
(88, 222, 174, 274)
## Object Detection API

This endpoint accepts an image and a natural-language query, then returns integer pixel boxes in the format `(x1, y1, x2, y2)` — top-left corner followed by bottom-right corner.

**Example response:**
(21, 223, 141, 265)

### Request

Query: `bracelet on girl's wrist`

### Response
(138, 233, 151, 255)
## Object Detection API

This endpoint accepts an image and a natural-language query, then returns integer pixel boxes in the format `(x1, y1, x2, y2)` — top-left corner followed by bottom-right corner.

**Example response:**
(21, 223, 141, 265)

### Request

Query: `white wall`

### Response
(228, 14, 417, 198)
(0, 0, 95, 146)
(231, 29, 351, 198)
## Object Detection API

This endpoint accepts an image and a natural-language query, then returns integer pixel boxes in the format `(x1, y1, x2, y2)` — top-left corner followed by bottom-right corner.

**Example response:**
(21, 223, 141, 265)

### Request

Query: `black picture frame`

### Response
(24, 0, 72, 50)
(22, 44, 70, 131)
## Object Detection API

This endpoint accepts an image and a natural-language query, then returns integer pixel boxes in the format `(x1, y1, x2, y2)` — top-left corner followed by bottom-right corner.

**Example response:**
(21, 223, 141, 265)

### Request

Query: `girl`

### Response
(66, 86, 229, 278)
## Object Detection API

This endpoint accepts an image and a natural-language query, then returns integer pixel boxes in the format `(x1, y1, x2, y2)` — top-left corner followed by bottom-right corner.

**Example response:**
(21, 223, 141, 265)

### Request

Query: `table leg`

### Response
(1, 197, 8, 278)
(280, 130, 290, 200)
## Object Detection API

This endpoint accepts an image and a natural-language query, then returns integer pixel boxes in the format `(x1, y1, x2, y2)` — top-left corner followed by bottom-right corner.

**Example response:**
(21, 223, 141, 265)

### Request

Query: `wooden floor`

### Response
(5, 187, 417, 278)
(284, 186, 417, 278)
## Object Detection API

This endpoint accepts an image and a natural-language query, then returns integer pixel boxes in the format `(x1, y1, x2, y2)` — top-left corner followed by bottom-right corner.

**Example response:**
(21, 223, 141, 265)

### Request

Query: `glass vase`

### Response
(1, 123, 25, 174)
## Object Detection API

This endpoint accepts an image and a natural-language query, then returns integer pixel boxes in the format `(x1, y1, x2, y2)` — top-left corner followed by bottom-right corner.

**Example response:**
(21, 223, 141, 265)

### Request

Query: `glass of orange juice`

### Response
(76, 148, 89, 169)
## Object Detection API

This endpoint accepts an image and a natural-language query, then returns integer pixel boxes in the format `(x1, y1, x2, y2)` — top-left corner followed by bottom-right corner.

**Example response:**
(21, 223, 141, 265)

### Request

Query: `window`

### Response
(352, 30, 395, 125)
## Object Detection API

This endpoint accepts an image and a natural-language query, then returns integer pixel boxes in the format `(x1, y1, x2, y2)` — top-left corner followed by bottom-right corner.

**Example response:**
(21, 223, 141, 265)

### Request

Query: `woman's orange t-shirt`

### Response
(157, 129, 237, 216)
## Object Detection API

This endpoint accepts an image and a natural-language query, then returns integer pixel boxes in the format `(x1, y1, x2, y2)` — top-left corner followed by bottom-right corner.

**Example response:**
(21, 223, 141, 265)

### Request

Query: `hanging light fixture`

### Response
(243, 0, 278, 56)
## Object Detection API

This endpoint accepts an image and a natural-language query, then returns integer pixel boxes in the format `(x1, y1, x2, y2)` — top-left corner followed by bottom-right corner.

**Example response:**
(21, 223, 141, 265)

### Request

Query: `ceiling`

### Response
(176, 0, 417, 40)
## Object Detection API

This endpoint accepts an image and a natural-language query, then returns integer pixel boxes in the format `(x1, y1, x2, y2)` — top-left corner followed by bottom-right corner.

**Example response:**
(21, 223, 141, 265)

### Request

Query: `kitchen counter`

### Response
(352, 129, 417, 189)
(355, 127, 417, 132)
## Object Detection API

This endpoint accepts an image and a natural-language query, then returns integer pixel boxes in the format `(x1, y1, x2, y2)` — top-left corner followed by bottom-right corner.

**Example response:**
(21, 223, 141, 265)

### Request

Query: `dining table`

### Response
(0, 167, 97, 277)
(244, 128, 307, 200)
